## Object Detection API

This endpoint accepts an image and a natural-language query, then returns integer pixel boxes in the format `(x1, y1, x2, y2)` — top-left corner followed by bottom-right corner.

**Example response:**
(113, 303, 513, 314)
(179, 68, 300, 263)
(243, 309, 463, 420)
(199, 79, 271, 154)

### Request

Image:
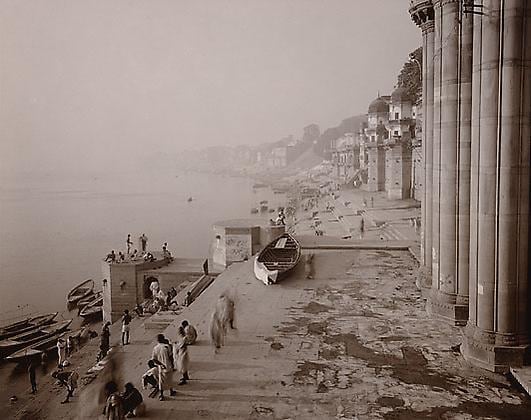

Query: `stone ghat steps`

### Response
(144, 310, 183, 329)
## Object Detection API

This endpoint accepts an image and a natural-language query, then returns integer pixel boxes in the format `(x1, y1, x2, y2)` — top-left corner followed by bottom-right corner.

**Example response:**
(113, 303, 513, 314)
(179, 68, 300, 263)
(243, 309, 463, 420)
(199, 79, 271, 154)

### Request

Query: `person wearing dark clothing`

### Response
(105, 251, 116, 263)
(104, 381, 125, 419)
(98, 322, 111, 361)
(121, 310, 132, 345)
(28, 358, 38, 393)
(203, 259, 209, 275)
(52, 370, 79, 404)
(122, 382, 144, 417)
(140, 234, 148, 253)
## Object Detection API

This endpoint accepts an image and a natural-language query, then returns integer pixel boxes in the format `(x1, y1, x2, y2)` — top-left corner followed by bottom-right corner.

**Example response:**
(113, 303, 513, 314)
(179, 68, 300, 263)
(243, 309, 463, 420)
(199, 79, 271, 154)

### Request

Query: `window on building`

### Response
(395, 112, 399, 120)
(394, 130, 399, 136)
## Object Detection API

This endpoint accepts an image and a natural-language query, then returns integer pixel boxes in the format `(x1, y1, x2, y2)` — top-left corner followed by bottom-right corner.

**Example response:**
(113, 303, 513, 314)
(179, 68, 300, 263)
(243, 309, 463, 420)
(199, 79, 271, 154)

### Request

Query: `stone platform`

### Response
(10, 247, 531, 419)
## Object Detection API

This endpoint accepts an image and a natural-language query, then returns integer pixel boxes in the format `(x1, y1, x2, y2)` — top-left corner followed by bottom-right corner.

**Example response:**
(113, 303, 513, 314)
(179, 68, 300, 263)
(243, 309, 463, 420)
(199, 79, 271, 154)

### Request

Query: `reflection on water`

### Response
(0, 171, 285, 319)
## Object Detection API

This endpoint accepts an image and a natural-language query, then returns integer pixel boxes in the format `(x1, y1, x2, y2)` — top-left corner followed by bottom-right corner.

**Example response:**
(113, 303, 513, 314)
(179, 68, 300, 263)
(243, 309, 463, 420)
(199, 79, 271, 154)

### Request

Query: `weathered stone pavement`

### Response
(11, 244, 531, 419)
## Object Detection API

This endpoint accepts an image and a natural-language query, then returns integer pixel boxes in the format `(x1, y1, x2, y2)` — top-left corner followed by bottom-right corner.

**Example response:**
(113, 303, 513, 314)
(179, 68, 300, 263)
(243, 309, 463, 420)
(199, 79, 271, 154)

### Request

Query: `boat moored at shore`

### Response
(254, 233, 301, 285)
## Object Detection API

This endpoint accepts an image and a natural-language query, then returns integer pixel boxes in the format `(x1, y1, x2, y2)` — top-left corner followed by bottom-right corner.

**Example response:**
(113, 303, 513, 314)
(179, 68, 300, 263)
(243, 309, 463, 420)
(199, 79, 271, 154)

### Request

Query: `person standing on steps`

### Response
(121, 310, 132, 345)
(151, 334, 176, 400)
(28, 357, 38, 394)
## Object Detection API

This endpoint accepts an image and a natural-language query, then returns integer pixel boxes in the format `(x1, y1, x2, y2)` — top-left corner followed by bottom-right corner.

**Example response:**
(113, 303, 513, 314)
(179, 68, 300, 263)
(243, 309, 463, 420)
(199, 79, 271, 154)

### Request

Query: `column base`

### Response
(415, 266, 432, 298)
(462, 330, 530, 373)
(426, 290, 468, 326)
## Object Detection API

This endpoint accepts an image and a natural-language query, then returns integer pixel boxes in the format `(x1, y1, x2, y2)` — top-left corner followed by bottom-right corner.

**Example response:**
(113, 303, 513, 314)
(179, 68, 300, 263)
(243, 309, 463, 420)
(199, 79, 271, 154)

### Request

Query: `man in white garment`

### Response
(151, 334, 176, 400)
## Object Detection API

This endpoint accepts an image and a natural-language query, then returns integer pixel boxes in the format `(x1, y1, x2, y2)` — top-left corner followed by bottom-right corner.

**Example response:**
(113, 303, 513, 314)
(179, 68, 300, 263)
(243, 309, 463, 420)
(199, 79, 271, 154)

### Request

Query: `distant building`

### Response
(384, 87, 414, 200)
(364, 95, 389, 192)
(330, 133, 360, 184)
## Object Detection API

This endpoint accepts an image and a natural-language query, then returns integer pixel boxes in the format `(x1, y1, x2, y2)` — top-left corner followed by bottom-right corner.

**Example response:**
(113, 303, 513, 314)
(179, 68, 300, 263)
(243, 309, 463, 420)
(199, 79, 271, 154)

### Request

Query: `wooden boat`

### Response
(5, 331, 67, 363)
(254, 233, 301, 285)
(67, 279, 95, 305)
(79, 296, 103, 319)
(0, 312, 58, 341)
(250, 207, 259, 214)
(77, 291, 102, 309)
(0, 319, 72, 358)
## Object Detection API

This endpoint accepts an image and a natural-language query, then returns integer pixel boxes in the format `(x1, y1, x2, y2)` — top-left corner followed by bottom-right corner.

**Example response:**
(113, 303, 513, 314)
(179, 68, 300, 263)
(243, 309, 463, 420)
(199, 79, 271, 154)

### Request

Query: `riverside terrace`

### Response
(8, 236, 531, 419)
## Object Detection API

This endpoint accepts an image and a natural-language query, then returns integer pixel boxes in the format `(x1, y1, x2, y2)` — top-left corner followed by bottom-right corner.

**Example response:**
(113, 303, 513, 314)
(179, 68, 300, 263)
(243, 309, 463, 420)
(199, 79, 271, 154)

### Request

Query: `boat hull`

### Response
(67, 279, 95, 305)
(254, 233, 301, 285)
(0, 319, 71, 359)
(0, 313, 57, 341)
(5, 332, 67, 363)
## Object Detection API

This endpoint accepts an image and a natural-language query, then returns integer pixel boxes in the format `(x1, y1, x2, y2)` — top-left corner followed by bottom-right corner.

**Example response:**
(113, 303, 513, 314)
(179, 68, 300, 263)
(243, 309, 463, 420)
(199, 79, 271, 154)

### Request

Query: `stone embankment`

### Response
(7, 187, 531, 419)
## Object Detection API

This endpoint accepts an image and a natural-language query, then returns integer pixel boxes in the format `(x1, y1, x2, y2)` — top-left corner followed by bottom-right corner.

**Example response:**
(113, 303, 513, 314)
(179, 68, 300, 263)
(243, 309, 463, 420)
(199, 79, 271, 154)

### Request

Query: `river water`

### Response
(0, 170, 285, 321)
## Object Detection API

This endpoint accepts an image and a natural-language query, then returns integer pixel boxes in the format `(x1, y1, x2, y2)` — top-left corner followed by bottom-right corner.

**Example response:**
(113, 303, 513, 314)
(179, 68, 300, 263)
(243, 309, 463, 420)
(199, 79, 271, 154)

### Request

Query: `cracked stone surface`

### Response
(6, 248, 531, 419)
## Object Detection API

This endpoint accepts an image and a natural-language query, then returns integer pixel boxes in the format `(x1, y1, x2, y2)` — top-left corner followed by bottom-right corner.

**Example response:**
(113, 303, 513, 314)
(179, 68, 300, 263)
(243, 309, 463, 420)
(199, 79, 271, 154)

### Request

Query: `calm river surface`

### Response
(0, 170, 284, 321)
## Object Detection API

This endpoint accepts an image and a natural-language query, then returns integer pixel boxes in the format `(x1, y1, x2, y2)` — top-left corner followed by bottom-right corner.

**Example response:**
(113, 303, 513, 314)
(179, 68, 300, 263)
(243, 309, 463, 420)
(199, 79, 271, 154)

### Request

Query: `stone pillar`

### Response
(463, 0, 531, 373)
(430, 0, 469, 325)
(456, 3, 473, 312)
(410, 0, 435, 285)
(431, 0, 442, 295)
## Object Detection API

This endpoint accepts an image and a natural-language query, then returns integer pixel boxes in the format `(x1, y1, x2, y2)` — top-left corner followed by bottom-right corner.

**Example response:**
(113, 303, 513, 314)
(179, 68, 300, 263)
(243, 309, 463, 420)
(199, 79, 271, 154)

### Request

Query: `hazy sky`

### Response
(0, 0, 420, 176)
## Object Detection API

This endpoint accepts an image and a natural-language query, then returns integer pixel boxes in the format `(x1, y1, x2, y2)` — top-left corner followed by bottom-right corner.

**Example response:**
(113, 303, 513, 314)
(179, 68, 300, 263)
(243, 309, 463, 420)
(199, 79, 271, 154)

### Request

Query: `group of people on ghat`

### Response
(99, 293, 234, 418)
(25, 327, 98, 404)
(104, 233, 173, 264)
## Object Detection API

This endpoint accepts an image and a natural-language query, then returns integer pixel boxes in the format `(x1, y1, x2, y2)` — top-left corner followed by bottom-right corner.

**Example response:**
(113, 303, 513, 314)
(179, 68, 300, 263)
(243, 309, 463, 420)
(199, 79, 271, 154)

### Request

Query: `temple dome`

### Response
(368, 97, 389, 114)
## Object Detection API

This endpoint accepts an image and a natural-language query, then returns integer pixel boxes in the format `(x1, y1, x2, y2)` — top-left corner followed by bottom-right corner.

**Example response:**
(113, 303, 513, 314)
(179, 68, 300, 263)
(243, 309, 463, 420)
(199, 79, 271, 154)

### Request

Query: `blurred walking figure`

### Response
(360, 218, 365, 239)
(305, 253, 315, 280)
(215, 293, 235, 330)
(57, 337, 66, 368)
(103, 381, 125, 419)
(209, 312, 224, 351)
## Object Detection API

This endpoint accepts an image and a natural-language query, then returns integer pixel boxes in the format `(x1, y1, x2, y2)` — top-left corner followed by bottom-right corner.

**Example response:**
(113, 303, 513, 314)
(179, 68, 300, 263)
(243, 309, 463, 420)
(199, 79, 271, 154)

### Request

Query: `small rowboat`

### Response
(250, 208, 259, 214)
(5, 331, 67, 363)
(0, 319, 72, 358)
(0, 313, 58, 341)
(67, 279, 95, 305)
(254, 233, 301, 285)
(77, 291, 102, 309)
(79, 296, 103, 319)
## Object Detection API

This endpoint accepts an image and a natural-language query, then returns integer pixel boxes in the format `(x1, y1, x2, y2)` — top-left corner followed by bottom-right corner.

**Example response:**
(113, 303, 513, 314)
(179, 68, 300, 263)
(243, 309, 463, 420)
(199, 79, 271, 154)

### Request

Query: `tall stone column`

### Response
(456, 4, 473, 312)
(431, 0, 442, 298)
(410, 1, 435, 285)
(428, 0, 468, 324)
(463, 0, 531, 373)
